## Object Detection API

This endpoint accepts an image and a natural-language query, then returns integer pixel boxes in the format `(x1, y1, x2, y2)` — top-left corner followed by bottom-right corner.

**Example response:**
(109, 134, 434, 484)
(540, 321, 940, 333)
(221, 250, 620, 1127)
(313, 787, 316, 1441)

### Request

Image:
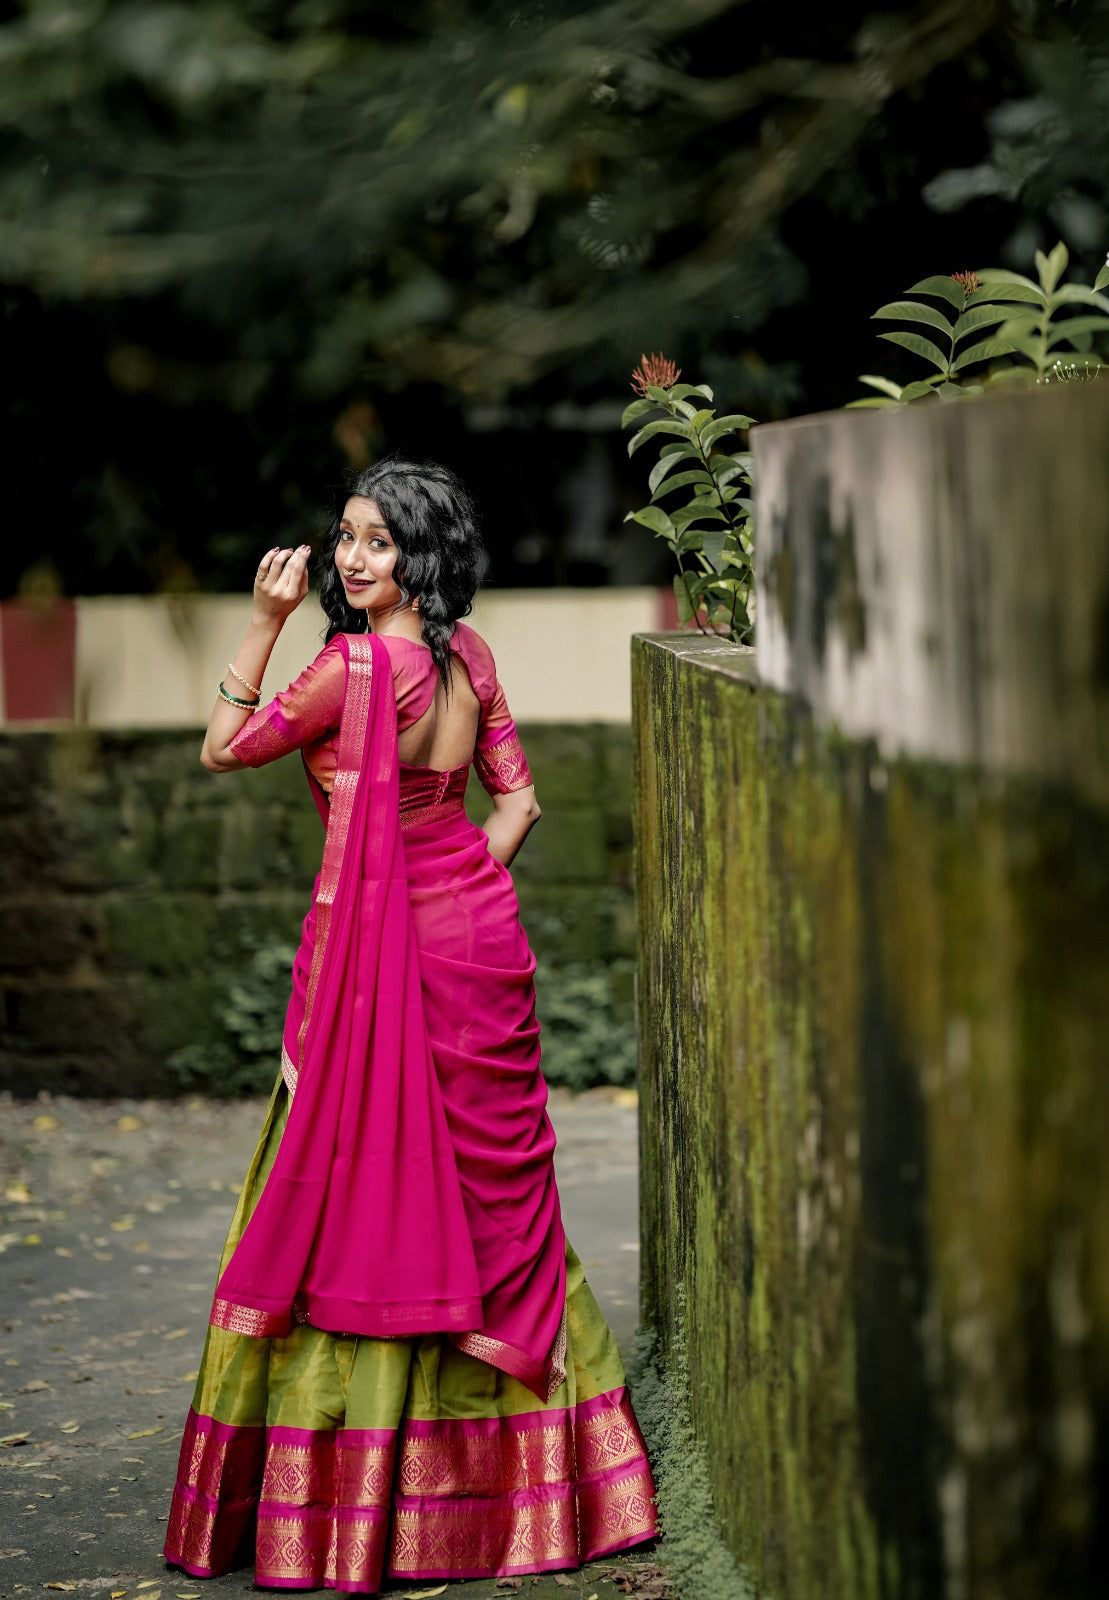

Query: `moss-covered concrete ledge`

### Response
(753, 381, 1109, 810)
(633, 631, 1109, 1600)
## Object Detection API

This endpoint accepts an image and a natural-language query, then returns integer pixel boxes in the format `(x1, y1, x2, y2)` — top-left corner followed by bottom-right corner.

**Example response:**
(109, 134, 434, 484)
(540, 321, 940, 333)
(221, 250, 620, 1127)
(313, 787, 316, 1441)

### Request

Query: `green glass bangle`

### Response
(218, 681, 260, 710)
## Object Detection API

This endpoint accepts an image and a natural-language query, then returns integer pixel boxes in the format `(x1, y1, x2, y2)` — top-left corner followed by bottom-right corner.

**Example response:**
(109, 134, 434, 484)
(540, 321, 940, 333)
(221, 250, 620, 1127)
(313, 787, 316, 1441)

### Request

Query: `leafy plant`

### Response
(622, 354, 756, 644)
(167, 935, 297, 1096)
(537, 960, 637, 1091)
(852, 244, 1109, 406)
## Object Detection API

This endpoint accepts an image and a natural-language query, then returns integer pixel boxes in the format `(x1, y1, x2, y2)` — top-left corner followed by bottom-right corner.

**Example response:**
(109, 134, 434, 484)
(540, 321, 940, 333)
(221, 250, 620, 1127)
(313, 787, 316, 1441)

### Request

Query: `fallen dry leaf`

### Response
(494, 1583, 523, 1593)
(127, 1427, 164, 1439)
(117, 1115, 143, 1132)
(0, 1432, 30, 1446)
(110, 1218, 135, 1232)
(553, 1577, 576, 1589)
(59, 1421, 80, 1434)
(162, 1329, 189, 1340)
(21, 1234, 41, 1246)
(19, 1379, 50, 1394)
(33, 1114, 59, 1131)
(42, 1584, 76, 1591)
(137, 1584, 162, 1592)
(4, 1182, 31, 1203)
(397, 1588, 447, 1600)
(111, 1591, 128, 1597)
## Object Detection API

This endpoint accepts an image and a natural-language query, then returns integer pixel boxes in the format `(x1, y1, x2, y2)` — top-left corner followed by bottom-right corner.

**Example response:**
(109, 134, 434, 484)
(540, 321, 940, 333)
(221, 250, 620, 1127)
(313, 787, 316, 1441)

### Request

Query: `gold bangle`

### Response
(227, 661, 262, 698)
(218, 682, 260, 711)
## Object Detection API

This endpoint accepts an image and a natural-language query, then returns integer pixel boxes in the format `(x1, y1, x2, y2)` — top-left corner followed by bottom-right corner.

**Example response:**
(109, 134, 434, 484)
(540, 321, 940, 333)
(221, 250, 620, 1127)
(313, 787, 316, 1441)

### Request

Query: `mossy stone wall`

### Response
(634, 646, 1109, 1600)
(0, 723, 632, 1095)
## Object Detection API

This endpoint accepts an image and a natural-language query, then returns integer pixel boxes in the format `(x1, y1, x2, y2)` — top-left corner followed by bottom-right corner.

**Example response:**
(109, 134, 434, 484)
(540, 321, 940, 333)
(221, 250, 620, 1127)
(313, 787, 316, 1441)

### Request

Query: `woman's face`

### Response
(335, 496, 405, 619)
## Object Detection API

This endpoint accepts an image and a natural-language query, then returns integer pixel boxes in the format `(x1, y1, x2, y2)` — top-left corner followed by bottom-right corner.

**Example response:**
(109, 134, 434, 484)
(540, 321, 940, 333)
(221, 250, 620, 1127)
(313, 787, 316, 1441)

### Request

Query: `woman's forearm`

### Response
(200, 613, 284, 771)
(201, 544, 311, 772)
(483, 789, 542, 867)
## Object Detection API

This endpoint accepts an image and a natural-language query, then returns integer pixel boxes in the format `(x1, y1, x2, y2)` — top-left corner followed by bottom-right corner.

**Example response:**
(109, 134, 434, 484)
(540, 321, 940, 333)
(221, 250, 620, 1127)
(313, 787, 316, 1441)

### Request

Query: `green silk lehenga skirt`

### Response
(164, 1080, 658, 1591)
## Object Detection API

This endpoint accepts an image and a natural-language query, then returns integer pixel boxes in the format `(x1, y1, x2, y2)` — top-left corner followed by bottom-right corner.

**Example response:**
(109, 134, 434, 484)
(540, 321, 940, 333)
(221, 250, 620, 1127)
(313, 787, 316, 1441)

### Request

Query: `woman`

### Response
(164, 459, 657, 1593)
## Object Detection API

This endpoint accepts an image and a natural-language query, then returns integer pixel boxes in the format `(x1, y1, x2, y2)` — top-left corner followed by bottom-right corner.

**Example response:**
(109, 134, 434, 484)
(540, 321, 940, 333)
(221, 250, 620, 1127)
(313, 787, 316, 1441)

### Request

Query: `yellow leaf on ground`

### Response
(176, 1593, 202, 1599)
(117, 1115, 143, 1131)
(398, 1588, 448, 1599)
(0, 1432, 30, 1446)
(137, 1583, 162, 1591)
(4, 1182, 31, 1203)
(109, 1218, 134, 1232)
(162, 1329, 189, 1340)
(59, 1422, 79, 1434)
(127, 1427, 164, 1439)
(33, 1114, 59, 1131)
(21, 1234, 41, 1246)
(54, 1248, 72, 1258)
(42, 1584, 76, 1591)
(111, 1591, 128, 1597)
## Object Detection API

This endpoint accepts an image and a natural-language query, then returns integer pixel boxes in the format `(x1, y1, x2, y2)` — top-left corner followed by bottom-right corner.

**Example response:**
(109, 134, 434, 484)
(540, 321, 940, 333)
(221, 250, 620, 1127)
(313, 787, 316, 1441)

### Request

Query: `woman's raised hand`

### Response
(252, 545, 311, 624)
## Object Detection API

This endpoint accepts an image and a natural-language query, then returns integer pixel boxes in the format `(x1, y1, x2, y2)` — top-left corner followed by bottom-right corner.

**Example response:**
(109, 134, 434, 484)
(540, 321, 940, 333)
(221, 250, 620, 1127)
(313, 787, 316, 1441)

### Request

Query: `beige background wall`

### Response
(59, 588, 660, 728)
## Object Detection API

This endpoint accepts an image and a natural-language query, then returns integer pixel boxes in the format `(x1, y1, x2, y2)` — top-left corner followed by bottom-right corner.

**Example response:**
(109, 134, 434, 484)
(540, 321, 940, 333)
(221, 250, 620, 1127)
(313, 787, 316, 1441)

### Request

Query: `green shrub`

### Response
(536, 959, 637, 1091)
(167, 935, 296, 1096)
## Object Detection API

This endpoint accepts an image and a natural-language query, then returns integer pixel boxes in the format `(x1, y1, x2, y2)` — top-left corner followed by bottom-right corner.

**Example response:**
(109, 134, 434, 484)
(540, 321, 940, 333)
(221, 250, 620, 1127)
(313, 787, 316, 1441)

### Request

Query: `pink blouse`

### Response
(228, 622, 533, 804)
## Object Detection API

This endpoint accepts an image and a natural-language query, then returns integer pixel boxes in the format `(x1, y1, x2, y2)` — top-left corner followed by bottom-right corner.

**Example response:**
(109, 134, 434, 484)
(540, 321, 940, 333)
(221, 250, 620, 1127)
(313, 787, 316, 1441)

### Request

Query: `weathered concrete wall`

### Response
(755, 382, 1109, 807)
(634, 386, 1109, 1600)
(0, 723, 633, 1095)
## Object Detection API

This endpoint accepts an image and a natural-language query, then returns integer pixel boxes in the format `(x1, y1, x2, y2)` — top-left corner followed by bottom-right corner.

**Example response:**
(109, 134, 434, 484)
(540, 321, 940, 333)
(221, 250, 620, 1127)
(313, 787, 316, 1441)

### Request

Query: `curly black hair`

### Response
(318, 458, 485, 685)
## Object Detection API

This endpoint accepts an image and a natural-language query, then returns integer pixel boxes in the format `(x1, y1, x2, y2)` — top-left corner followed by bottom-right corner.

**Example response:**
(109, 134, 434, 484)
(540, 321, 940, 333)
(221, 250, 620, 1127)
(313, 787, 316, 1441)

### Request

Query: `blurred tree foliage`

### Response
(1, 0, 1106, 596)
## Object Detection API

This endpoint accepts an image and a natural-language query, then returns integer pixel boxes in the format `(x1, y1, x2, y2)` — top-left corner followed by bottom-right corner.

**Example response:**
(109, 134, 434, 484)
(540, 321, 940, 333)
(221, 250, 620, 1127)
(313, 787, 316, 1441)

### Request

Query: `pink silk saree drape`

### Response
(210, 632, 567, 1400)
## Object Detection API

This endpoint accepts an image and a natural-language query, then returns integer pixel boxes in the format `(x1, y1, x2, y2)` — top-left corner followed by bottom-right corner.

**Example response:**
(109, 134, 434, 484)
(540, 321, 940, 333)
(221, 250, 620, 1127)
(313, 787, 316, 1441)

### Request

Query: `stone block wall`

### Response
(0, 723, 633, 1095)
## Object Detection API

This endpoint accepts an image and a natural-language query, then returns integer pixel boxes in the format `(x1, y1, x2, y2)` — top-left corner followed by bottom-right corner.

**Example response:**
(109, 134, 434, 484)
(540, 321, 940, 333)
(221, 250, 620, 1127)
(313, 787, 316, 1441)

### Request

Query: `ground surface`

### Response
(0, 1088, 664, 1600)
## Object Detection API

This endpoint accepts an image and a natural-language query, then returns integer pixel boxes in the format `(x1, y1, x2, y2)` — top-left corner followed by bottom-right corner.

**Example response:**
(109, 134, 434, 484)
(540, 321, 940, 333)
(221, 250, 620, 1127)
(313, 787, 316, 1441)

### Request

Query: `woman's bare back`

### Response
(396, 653, 480, 772)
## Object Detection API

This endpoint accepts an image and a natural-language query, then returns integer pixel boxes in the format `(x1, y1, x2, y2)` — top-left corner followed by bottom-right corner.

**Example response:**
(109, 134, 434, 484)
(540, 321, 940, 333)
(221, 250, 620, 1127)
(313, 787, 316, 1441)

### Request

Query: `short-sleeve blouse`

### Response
(227, 622, 532, 798)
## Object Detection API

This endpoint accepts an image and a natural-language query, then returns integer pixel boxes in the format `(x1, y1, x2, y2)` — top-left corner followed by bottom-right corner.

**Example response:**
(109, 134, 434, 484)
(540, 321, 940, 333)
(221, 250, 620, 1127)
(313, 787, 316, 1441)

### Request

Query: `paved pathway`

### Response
(0, 1089, 661, 1600)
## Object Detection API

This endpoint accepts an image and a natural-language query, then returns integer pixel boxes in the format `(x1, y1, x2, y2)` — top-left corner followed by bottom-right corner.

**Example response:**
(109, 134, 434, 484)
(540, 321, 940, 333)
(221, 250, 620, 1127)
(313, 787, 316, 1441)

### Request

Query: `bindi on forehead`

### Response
(341, 497, 390, 533)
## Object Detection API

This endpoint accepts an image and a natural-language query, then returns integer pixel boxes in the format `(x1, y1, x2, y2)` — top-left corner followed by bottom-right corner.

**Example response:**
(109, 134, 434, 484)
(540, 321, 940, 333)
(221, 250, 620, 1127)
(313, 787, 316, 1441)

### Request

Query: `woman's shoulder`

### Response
(449, 621, 497, 692)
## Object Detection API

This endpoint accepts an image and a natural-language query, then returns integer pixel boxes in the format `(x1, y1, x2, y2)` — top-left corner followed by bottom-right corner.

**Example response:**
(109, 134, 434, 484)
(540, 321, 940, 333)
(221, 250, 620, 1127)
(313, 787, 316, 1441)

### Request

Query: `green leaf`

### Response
(671, 502, 728, 530)
(878, 330, 950, 373)
(976, 269, 1045, 303)
(702, 531, 726, 568)
(873, 299, 953, 335)
(857, 374, 903, 399)
(1049, 284, 1109, 313)
(846, 396, 898, 408)
(1046, 315, 1109, 349)
(647, 447, 700, 494)
(673, 574, 700, 625)
(651, 468, 717, 500)
(700, 413, 755, 450)
(952, 304, 1012, 341)
(668, 383, 714, 404)
(950, 336, 1016, 373)
(900, 378, 944, 401)
(905, 276, 967, 308)
(627, 418, 691, 456)
(712, 461, 750, 489)
(625, 505, 677, 540)
(621, 397, 658, 428)
(1095, 262, 1109, 293)
(1035, 241, 1068, 294)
